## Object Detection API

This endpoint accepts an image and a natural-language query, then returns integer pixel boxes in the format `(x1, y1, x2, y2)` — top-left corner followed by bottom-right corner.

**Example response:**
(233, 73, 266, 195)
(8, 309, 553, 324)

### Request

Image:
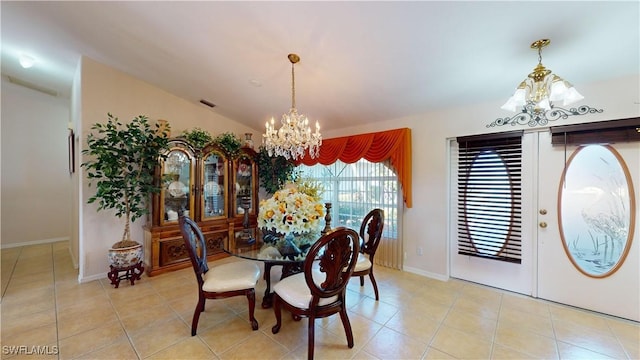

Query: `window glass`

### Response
(464, 151, 512, 255)
(296, 159, 399, 240)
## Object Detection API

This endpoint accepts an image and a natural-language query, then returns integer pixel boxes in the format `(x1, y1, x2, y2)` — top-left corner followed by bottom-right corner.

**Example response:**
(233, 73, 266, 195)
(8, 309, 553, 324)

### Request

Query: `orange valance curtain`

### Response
(297, 128, 412, 208)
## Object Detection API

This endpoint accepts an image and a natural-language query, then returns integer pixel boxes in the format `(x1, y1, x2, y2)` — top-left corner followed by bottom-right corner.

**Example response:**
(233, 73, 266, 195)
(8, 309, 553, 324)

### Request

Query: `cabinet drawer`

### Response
(159, 232, 227, 267)
(203, 230, 227, 255)
(159, 237, 189, 266)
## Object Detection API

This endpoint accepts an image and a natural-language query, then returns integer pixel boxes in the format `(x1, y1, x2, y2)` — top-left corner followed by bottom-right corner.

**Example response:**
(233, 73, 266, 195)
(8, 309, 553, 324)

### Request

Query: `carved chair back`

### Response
(179, 216, 209, 285)
(359, 209, 384, 261)
(304, 227, 360, 304)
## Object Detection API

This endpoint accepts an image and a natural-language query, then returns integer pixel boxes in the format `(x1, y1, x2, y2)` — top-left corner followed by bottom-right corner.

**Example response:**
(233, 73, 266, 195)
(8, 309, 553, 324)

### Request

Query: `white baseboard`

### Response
(403, 265, 449, 282)
(79, 274, 105, 283)
(69, 247, 79, 270)
(0, 237, 69, 249)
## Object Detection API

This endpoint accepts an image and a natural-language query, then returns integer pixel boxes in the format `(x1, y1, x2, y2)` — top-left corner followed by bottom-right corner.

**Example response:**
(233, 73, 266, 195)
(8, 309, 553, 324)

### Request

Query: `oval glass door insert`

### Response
(558, 145, 635, 277)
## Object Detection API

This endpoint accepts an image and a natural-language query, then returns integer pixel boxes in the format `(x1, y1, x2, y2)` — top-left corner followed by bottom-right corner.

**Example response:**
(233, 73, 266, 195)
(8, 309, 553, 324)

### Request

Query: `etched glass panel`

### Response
(559, 145, 634, 277)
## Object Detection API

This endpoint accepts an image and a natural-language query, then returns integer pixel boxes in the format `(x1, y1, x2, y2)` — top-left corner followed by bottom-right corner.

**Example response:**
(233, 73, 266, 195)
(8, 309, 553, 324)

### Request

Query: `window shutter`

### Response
(550, 117, 640, 145)
(456, 131, 523, 263)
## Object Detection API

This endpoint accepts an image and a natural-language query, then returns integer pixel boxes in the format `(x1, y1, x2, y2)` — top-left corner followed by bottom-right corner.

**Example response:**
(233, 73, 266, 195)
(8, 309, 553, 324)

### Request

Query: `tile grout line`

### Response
(604, 317, 635, 360)
(345, 293, 387, 359)
(419, 284, 460, 359)
(0, 246, 22, 300)
(50, 243, 61, 360)
(487, 291, 504, 359)
(135, 279, 197, 360)
(104, 279, 144, 360)
(548, 300, 562, 359)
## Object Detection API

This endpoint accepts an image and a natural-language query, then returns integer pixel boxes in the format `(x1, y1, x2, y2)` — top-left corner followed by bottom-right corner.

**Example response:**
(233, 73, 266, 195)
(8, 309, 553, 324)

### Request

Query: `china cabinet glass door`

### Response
(160, 147, 194, 225)
(233, 151, 257, 217)
(229, 149, 259, 250)
(201, 149, 228, 221)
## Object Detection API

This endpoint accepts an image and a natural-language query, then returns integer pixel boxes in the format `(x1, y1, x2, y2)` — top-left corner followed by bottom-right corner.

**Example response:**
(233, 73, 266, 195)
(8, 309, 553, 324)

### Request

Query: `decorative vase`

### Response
(244, 133, 254, 149)
(262, 228, 280, 245)
(108, 242, 143, 268)
(277, 233, 301, 259)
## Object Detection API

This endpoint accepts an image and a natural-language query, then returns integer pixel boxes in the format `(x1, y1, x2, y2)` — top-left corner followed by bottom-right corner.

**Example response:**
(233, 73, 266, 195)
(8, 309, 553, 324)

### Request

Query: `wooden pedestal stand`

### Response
(108, 261, 144, 288)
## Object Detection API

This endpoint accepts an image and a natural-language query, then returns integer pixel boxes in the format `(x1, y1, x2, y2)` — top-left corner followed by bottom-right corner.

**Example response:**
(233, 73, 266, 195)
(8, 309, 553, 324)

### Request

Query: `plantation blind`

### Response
(456, 131, 523, 263)
(550, 117, 640, 145)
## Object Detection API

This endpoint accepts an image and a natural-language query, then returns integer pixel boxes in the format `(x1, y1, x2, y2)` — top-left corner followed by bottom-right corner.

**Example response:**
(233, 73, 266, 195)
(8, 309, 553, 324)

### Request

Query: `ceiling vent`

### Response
(6, 75, 58, 97)
(199, 99, 215, 108)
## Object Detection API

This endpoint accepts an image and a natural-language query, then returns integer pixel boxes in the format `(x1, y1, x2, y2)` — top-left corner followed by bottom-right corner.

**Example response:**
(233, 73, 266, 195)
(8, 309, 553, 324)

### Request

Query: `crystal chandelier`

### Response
(502, 39, 584, 113)
(263, 53, 322, 160)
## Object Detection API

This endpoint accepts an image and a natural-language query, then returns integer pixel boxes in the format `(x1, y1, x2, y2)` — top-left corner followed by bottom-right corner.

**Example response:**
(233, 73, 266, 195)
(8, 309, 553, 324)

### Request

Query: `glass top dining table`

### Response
(226, 231, 323, 308)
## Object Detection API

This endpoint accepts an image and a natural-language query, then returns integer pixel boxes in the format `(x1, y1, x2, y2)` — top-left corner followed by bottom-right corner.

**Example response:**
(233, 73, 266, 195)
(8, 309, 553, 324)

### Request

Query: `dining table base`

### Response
(261, 261, 304, 308)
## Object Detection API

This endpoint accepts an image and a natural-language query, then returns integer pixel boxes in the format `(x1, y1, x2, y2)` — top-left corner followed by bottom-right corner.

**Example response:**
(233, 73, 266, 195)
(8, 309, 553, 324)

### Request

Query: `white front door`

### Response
(449, 132, 537, 295)
(537, 131, 639, 321)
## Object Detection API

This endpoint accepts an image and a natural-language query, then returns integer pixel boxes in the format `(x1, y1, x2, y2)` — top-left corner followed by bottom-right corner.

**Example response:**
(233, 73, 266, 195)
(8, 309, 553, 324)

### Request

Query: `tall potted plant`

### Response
(82, 113, 170, 269)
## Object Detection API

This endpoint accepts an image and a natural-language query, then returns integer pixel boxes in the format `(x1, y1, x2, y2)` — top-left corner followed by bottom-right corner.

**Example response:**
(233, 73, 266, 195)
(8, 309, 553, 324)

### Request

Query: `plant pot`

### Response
(108, 242, 143, 269)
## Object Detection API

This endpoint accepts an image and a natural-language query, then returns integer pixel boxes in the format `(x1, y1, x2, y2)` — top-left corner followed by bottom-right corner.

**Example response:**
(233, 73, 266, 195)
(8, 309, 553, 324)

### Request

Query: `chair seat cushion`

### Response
(203, 261, 260, 293)
(354, 253, 372, 272)
(273, 270, 338, 309)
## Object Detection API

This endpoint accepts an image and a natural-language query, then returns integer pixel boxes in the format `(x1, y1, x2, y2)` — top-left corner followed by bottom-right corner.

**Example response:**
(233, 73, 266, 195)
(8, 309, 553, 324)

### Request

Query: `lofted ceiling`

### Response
(1, 1, 638, 132)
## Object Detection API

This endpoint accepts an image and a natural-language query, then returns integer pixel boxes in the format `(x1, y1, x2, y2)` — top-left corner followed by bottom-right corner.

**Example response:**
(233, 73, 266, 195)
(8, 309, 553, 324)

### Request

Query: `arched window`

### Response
(297, 159, 402, 268)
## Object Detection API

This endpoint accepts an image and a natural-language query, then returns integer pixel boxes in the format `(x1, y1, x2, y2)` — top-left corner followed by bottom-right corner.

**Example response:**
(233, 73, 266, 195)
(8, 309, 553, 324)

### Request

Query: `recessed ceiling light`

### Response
(18, 54, 35, 69)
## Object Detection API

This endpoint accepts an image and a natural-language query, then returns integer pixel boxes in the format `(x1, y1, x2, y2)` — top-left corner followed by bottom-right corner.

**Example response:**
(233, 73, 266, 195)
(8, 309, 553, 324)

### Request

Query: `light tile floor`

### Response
(1, 241, 638, 359)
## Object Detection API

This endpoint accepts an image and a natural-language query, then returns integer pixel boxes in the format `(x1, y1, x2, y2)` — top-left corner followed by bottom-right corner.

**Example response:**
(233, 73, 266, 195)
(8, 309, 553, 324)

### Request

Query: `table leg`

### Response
(282, 262, 303, 278)
(261, 261, 304, 308)
(261, 262, 274, 308)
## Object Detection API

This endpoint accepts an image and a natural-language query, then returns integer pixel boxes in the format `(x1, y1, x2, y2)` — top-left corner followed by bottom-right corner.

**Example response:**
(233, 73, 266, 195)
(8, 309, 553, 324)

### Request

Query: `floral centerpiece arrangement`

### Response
(258, 183, 325, 259)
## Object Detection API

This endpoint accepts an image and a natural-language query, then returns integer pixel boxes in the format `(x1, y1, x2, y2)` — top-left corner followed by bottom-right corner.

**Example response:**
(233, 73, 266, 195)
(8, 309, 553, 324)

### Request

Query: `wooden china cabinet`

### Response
(144, 138, 259, 276)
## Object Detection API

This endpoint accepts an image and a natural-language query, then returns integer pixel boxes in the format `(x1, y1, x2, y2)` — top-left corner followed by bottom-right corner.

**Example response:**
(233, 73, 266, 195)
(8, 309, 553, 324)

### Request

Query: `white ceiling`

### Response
(1, 1, 638, 132)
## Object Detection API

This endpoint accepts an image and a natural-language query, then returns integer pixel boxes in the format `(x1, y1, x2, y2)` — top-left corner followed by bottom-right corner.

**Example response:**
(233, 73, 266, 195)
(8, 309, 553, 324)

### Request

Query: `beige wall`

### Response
(5, 53, 636, 284)
(323, 74, 640, 279)
(1, 77, 72, 248)
(78, 57, 260, 281)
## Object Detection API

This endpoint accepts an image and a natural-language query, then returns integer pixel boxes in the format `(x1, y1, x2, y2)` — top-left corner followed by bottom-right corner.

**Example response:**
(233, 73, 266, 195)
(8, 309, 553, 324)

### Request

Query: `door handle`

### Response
(539, 222, 548, 228)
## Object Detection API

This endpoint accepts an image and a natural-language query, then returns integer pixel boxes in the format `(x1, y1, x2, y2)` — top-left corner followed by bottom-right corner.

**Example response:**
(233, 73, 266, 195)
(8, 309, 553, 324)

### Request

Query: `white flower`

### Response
(258, 187, 325, 235)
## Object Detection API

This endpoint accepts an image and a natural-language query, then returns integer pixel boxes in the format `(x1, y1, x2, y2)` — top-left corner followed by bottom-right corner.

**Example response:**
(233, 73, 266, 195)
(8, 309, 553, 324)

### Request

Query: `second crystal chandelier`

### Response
(263, 53, 322, 161)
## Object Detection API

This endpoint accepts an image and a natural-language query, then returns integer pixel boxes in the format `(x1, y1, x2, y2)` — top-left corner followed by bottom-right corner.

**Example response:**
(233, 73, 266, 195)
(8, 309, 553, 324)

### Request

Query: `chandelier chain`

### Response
(537, 46, 543, 65)
(291, 62, 296, 109)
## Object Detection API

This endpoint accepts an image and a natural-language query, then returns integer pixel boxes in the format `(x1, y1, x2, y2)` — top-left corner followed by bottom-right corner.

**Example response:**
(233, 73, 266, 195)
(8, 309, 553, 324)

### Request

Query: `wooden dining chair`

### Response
(352, 208, 384, 300)
(271, 227, 360, 360)
(179, 216, 260, 334)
